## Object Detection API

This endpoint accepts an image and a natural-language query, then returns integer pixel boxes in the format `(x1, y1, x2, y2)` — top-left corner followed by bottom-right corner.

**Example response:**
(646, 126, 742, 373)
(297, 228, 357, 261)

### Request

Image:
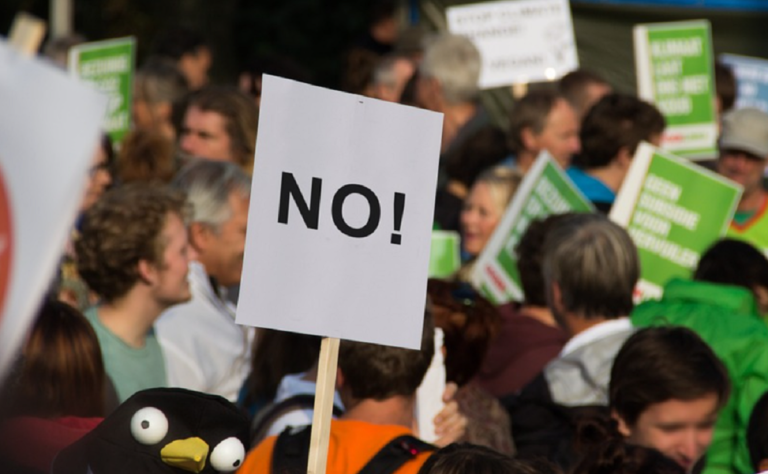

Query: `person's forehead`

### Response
(545, 99, 576, 127)
(185, 106, 228, 131)
(721, 147, 766, 162)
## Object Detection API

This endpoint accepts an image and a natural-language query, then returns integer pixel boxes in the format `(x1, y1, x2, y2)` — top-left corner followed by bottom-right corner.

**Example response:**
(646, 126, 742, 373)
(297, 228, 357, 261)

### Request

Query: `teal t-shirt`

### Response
(85, 307, 167, 403)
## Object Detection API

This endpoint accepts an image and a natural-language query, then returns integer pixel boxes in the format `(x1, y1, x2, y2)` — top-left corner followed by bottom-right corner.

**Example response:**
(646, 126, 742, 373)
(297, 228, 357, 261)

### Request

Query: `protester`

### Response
(747, 390, 768, 473)
(505, 212, 638, 468)
(76, 184, 192, 402)
(42, 33, 86, 69)
(178, 86, 259, 174)
(506, 89, 581, 172)
(572, 435, 684, 474)
(417, 33, 489, 186)
(567, 93, 665, 212)
(371, 54, 416, 103)
(155, 160, 254, 403)
(427, 279, 515, 455)
(632, 238, 768, 474)
(151, 26, 212, 91)
(237, 53, 311, 107)
(558, 69, 612, 121)
(474, 215, 568, 398)
(0, 300, 111, 474)
(715, 61, 737, 117)
(716, 108, 768, 254)
(240, 310, 453, 473)
(608, 327, 730, 473)
(132, 57, 189, 141)
(694, 238, 768, 317)
(434, 127, 510, 232)
(459, 167, 522, 261)
(117, 129, 176, 184)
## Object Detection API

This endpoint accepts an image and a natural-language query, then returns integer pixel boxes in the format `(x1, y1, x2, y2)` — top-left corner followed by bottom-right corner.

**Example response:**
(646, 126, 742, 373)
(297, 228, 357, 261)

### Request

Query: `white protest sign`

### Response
(447, 0, 578, 89)
(236, 75, 442, 350)
(0, 40, 107, 378)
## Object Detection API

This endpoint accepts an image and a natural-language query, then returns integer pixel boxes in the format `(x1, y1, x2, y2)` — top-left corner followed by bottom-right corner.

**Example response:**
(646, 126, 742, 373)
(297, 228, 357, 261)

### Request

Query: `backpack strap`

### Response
(251, 394, 343, 446)
(357, 435, 435, 474)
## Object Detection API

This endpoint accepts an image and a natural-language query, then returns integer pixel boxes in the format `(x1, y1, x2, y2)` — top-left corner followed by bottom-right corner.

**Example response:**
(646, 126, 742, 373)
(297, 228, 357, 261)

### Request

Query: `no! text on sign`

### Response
(236, 75, 443, 350)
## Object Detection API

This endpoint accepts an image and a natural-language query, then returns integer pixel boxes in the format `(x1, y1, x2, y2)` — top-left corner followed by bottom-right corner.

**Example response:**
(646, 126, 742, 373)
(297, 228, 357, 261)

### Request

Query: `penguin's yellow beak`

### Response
(160, 437, 209, 473)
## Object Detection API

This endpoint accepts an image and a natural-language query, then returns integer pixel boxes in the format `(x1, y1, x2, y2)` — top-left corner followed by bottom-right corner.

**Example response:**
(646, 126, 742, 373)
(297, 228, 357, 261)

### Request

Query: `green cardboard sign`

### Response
(69, 37, 135, 147)
(634, 21, 717, 160)
(429, 231, 461, 278)
(610, 142, 742, 300)
(470, 153, 594, 304)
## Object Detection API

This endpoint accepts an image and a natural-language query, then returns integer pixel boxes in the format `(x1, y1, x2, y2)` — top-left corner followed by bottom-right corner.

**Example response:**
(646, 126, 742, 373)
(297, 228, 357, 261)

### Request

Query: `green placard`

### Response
(610, 142, 742, 300)
(634, 21, 717, 160)
(429, 231, 461, 278)
(471, 153, 594, 304)
(69, 37, 135, 147)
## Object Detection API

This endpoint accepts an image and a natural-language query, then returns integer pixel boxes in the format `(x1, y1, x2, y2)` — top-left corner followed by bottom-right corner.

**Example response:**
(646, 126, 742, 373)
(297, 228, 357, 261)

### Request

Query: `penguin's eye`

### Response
(130, 407, 169, 445)
(209, 437, 245, 472)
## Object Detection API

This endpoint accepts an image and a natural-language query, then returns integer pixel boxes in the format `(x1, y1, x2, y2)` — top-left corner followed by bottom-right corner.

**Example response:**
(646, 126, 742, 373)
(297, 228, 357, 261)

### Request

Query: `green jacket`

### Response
(632, 278, 768, 474)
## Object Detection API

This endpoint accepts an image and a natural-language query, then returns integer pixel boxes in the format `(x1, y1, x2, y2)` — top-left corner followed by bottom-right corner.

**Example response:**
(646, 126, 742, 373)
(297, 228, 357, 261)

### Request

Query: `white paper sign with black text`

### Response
(236, 75, 443, 350)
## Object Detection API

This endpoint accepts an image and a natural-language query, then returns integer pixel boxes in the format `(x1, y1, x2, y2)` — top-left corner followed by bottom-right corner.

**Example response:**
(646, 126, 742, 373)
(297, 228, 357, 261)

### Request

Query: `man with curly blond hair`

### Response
(76, 183, 192, 402)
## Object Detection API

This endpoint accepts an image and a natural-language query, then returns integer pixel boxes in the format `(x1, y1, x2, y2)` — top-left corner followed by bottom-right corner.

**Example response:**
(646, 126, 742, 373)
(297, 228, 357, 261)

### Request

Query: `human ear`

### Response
(612, 409, 631, 437)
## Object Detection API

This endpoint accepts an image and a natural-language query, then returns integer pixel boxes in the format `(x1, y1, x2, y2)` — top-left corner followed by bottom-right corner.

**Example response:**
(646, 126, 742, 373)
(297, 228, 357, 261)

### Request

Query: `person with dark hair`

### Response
(179, 86, 259, 174)
(558, 69, 612, 120)
(76, 184, 192, 402)
(238, 53, 311, 107)
(239, 311, 447, 473)
(474, 215, 568, 398)
(0, 300, 113, 473)
(151, 26, 211, 90)
(695, 238, 768, 315)
(507, 89, 581, 172)
(717, 108, 768, 254)
(747, 390, 768, 472)
(573, 431, 685, 474)
(715, 61, 737, 116)
(567, 93, 665, 213)
(417, 443, 544, 474)
(427, 279, 515, 454)
(609, 327, 730, 472)
(505, 213, 638, 468)
(632, 238, 768, 474)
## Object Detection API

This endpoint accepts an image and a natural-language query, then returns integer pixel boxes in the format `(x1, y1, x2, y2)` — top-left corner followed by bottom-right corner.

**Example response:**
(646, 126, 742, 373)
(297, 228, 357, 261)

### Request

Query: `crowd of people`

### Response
(3, 1, 768, 473)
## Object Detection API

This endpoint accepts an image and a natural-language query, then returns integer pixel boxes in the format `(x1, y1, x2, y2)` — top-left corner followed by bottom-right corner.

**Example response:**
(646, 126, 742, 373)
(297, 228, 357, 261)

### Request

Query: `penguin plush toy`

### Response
(52, 388, 249, 474)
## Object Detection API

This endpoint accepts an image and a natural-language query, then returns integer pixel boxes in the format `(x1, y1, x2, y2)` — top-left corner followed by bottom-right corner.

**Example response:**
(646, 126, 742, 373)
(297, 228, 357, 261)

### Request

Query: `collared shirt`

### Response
(560, 317, 632, 357)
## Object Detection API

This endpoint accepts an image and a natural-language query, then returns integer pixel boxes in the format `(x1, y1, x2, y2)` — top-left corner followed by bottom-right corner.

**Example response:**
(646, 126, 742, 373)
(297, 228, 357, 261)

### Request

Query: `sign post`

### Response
(69, 37, 135, 147)
(236, 75, 443, 473)
(447, 0, 578, 89)
(610, 142, 741, 300)
(634, 20, 717, 160)
(470, 153, 594, 304)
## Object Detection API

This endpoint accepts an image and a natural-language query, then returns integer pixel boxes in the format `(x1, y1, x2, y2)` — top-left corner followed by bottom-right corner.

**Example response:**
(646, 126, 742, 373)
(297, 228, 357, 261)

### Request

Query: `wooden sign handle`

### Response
(8, 12, 46, 57)
(307, 337, 340, 474)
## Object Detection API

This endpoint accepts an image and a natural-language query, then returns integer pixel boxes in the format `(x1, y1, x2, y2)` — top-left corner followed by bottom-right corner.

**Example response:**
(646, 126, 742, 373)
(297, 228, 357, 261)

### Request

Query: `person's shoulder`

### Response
(240, 434, 277, 473)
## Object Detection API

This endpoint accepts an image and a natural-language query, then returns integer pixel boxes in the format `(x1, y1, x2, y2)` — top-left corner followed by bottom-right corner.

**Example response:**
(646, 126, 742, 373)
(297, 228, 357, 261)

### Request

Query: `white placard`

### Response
(447, 0, 579, 89)
(236, 75, 443, 350)
(0, 40, 107, 378)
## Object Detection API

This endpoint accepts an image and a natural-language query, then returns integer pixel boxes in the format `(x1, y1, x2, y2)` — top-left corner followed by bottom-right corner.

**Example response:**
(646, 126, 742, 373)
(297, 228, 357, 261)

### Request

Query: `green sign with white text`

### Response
(610, 143, 741, 300)
(69, 37, 135, 147)
(634, 21, 717, 160)
(471, 154, 594, 304)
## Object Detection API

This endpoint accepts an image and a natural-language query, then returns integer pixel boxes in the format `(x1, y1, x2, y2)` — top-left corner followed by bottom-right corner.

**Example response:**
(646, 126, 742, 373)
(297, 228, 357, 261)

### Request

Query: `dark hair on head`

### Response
(427, 279, 500, 386)
(242, 329, 322, 405)
(152, 26, 208, 60)
(3, 300, 106, 418)
(748, 390, 768, 471)
(75, 183, 189, 302)
(508, 89, 564, 153)
(610, 327, 730, 427)
(370, 0, 396, 24)
(445, 127, 509, 189)
(418, 443, 547, 474)
(558, 69, 611, 117)
(715, 61, 737, 113)
(239, 53, 311, 99)
(573, 93, 665, 170)
(338, 309, 434, 400)
(100, 132, 115, 169)
(185, 86, 259, 173)
(694, 238, 768, 292)
(515, 214, 569, 307)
